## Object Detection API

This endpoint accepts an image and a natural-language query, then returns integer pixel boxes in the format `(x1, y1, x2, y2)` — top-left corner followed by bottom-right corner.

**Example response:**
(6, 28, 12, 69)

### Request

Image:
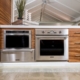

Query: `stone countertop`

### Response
(0, 25, 80, 28)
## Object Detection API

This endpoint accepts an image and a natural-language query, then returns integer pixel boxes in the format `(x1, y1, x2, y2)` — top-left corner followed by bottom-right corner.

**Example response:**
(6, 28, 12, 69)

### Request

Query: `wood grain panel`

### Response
(69, 37, 80, 48)
(69, 49, 80, 62)
(0, 28, 35, 49)
(69, 29, 80, 62)
(0, 0, 11, 24)
(69, 49, 80, 57)
(0, 29, 1, 49)
(69, 57, 80, 62)
(69, 29, 80, 37)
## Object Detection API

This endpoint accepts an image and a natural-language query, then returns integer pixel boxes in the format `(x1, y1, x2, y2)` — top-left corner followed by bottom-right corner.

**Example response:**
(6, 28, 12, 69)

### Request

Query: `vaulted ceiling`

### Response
(14, 0, 80, 23)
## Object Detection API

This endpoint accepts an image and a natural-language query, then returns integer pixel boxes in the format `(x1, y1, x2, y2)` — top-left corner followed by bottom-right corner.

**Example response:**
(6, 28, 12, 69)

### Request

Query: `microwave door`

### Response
(5, 35, 29, 49)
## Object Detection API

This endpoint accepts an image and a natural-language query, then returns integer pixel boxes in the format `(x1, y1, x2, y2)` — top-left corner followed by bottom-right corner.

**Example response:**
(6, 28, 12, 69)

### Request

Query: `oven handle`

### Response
(36, 36, 68, 39)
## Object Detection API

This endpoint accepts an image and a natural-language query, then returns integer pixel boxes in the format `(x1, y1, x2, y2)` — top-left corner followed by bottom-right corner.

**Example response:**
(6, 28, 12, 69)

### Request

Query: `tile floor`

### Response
(0, 67, 80, 80)
(0, 62, 80, 80)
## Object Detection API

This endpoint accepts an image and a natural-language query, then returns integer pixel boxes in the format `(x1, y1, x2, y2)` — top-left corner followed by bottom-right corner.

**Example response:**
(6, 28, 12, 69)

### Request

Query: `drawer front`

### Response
(1, 51, 34, 62)
(69, 29, 80, 37)
(69, 57, 80, 62)
(69, 49, 80, 57)
(69, 49, 80, 62)
(69, 37, 80, 48)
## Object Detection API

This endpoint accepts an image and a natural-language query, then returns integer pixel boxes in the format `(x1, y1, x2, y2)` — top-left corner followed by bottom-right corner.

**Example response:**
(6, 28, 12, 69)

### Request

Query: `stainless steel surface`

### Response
(4, 30, 31, 49)
(35, 29, 68, 61)
(36, 29, 68, 35)
(1, 49, 34, 62)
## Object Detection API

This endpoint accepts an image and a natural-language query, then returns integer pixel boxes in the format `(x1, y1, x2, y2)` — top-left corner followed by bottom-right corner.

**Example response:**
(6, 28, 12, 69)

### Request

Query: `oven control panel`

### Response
(36, 29, 68, 35)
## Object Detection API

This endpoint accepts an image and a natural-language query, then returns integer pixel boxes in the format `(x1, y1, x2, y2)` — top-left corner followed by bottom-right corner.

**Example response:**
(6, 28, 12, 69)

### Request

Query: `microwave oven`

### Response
(4, 30, 31, 49)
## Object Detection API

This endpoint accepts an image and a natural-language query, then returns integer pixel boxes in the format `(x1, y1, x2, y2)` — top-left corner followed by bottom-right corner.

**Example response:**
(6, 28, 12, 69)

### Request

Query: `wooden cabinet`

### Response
(69, 29, 80, 62)
(0, 0, 11, 24)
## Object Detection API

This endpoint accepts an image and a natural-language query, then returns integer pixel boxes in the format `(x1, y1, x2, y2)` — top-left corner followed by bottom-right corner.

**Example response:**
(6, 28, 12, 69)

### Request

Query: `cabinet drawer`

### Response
(69, 49, 80, 57)
(69, 29, 80, 36)
(1, 50, 34, 62)
(69, 37, 80, 47)
(69, 57, 80, 62)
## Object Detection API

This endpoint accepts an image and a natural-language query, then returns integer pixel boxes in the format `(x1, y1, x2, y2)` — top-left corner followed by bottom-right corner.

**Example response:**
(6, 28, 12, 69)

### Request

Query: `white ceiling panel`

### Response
(48, 1, 80, 18)
(56, 0, 80, 12)
(13, 0, 80, 22)
(45, 4, 75, 21)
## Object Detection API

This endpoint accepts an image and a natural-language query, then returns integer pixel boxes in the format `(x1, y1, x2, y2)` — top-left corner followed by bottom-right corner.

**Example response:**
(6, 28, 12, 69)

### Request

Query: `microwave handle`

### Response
(5, 34, 30, 35)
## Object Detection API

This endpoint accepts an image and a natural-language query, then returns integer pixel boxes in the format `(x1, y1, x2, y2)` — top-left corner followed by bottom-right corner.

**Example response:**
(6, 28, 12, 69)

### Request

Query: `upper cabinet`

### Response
(0, 0, 11, 24)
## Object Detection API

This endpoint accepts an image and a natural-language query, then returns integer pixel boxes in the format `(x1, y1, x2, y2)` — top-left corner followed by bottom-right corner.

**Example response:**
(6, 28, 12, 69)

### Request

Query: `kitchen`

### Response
(0, 25, 80, 62)
(0, 0, 80, 62)
(0, 0, 80, 80)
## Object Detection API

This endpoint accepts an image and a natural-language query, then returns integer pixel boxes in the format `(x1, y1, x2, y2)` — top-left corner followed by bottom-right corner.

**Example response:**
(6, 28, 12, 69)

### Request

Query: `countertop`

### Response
(0, 25, 80, 28)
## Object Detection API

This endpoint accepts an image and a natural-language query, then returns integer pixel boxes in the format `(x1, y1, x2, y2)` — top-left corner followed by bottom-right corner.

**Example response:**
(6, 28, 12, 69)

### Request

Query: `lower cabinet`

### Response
(69, 49, 80, 62)
(1, 50, 34, 62)
(69, 29, 80, 62)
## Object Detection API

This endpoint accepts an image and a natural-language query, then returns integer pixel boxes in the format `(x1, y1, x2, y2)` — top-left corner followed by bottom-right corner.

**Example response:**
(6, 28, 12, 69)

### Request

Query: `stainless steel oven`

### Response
(35, 29, 68, 61)
(4, 30, 31, 49)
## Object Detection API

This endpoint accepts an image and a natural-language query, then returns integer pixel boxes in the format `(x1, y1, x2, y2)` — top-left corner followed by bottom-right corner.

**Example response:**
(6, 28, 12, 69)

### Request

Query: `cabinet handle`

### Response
(74, 32, 80, 34)
(75, 42, 80, 44)
(16, 59, 20, 61)
(75, 55, 80, 57)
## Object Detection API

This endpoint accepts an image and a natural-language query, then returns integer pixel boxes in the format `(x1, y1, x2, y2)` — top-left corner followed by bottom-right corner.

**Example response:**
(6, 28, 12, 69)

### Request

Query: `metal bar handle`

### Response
(75, 42, 80, 44)
(74, 32, 80, 34)
(75, 55, 80, 57)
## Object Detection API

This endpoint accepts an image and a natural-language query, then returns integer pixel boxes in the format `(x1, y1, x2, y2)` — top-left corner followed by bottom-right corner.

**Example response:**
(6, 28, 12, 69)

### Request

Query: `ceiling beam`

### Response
(45, 8, 70, 21)
(28, 4, 42, 13)
(25, 0, 42, 10)
(73, 17, 80, 22)
(44, 11, 63, 22)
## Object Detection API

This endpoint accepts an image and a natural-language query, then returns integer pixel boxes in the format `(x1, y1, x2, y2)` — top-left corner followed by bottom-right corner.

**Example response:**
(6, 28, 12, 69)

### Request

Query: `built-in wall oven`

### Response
(4, 30, 31, 49)
(1, 30, 33, 62)
(35, 29, 68, 61)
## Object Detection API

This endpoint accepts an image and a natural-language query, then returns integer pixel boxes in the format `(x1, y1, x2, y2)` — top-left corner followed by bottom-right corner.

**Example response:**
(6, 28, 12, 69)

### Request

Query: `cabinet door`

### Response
(69, 37, 80, 62)
(69, 37, 80, 48)
(69, 29, 80, 37)
(0, 0, 11, 24)
(69, 47, 80, 62)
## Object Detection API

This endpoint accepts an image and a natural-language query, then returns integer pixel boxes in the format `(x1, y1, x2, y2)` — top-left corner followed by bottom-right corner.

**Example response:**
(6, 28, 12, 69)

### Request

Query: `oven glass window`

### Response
(6, 35, 29, 48)
(40, 40, 64, 56)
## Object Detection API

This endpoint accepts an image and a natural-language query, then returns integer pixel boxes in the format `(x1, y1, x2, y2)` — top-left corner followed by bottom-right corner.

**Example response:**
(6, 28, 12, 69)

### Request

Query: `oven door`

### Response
(35, 36, 68, 61)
